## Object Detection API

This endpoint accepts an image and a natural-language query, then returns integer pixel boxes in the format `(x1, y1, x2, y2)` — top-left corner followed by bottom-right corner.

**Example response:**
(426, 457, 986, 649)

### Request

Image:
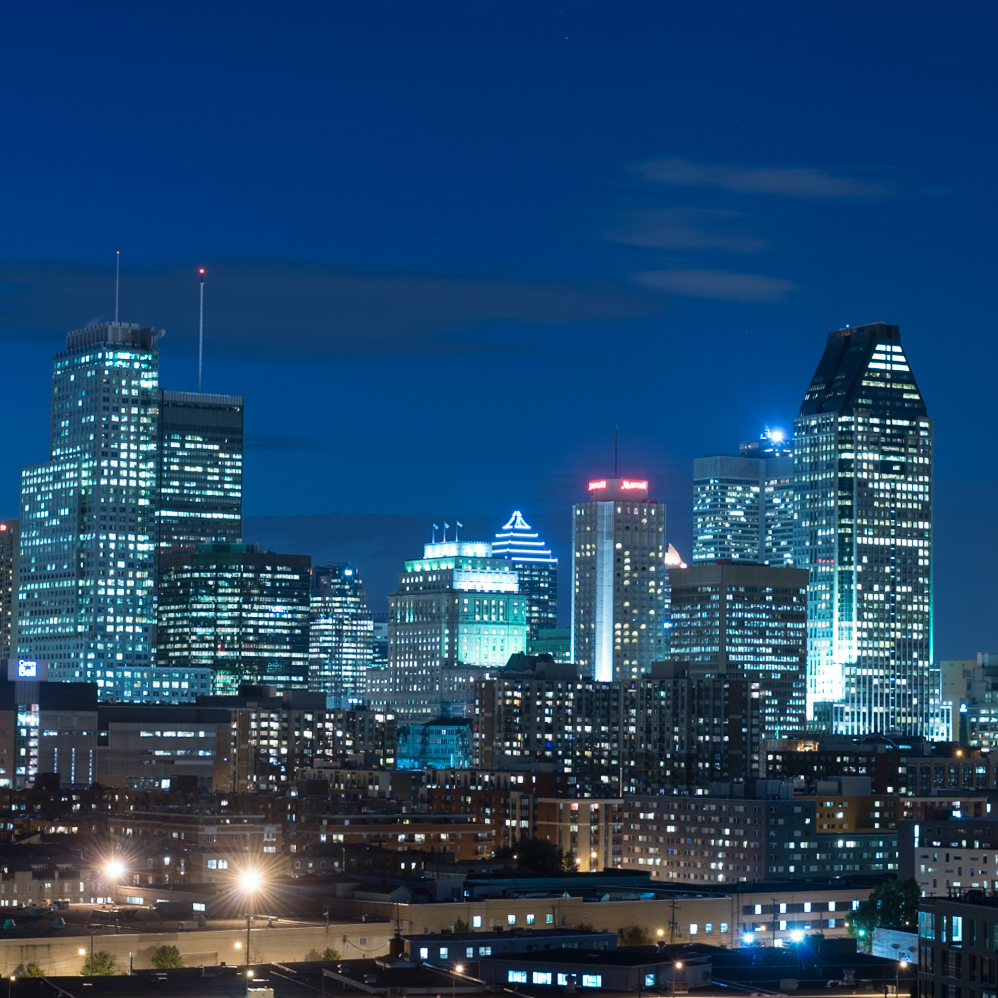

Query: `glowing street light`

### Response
(105, 860, 125, 880)
(791, 930, 804, 943)
(241, 870, 262, 977)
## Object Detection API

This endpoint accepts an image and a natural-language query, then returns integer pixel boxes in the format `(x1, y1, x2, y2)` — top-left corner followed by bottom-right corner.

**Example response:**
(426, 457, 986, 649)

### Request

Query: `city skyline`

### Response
(0, 5, 995, 664)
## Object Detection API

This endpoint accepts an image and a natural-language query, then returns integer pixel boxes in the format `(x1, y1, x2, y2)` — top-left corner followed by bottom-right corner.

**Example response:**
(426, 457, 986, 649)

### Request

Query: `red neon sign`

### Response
(588, 480, 607, 491)
(621, 479, 648, 490)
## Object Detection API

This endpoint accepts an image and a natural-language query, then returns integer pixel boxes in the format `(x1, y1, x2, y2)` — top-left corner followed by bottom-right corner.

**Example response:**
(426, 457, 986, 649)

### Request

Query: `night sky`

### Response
(1, 3, 995, 658)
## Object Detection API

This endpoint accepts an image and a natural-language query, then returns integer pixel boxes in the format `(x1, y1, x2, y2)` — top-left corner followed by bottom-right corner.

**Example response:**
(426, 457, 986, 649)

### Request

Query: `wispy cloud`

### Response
(0, 258, 663, 360)
(604, 208, 768, 253)
(632, 268, 798, 303)
(634, 158, 892, 199)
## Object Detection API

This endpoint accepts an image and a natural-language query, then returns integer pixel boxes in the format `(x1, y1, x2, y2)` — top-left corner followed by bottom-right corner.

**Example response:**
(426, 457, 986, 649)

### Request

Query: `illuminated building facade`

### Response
(18, 322, 161, 686)
(571, 478, 667, 682)
(155, 391, 243, 554)
(157, 542, 311, 694)
(668, 561, 809, 740)
(693, 429, 794, 566)
(308, 562, 374, 700)
(474, 658, 624, 796)
(491, 511, 558, 642)
(0, 520, 18, 660)
(793, 322, 934, 734)
(385, 539, 527, 719)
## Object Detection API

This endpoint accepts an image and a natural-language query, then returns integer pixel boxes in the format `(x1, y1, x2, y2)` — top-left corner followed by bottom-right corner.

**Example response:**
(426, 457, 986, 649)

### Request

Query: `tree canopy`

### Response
(847, 878, 921, 951)
(493, 837, 575, 875)
(151, 945, 184, 969)
(82, 951, 116, 976)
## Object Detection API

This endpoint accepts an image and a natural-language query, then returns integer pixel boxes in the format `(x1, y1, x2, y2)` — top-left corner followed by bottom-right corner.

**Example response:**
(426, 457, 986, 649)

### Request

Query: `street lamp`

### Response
(895, 947, 910, 996)
(241, 871, 261, 978)
(453, 963, 464, 998)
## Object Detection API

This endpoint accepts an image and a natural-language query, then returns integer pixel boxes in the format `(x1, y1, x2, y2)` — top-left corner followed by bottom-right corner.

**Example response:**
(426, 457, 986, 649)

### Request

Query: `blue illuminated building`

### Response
(396, 718, 474, 770)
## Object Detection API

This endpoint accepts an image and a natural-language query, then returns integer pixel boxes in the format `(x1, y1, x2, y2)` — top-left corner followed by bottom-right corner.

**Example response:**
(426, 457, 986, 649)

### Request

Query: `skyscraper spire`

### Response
(492, 510, 559, 645)
(198, 268, 205, 392)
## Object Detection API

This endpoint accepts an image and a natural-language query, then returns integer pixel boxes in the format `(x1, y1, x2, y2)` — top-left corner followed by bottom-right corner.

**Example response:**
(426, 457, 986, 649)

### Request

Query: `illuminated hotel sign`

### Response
(588, 478, 649, 492)
(6, 659, 49, 682)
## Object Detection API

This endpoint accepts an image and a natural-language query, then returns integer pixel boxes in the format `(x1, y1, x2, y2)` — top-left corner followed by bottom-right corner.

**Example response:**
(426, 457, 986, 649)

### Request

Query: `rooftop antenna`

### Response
(114, 251, 120, 323)
(614, 424, 619, 479)
(198, 268, 205, 392)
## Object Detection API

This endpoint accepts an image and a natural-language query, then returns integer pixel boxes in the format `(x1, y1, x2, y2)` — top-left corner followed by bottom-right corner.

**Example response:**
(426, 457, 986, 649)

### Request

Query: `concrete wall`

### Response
(352, 886, 867, 949)
(0, 920, 394, 976)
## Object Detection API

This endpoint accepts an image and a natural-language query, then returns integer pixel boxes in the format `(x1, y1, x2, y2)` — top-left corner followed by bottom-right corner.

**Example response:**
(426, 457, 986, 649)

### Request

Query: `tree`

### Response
(847, 878, 921, 951)
(493, 837, 574, 876)
(320, 948, 341, 961)
(151, 946, 185, 969)
(82, 951, 116, 976)
(619, 926, 653, 946)
(15, 963, 44, 978)
(453, 917, 470, 933)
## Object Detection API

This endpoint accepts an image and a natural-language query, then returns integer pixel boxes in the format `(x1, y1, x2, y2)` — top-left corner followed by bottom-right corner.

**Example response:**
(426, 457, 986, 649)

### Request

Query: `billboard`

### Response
(6, 658, 49, 682)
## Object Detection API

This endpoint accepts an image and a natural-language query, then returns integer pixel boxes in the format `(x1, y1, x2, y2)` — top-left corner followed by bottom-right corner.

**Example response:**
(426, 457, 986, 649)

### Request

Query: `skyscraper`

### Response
(571, 477, 667, 682)
(793, 321, 933, 735)
(156, 542, 311, 694)
(18, 322, 161, 684)
(491, 510, 558, 642)
(692, 428, 794, 566)
(384, 538, 527, 718)
(308, 562, 374, 701)
(156, 391, 244, 554)
(668, 561, 809, 740)
(0, 520, 18, 660)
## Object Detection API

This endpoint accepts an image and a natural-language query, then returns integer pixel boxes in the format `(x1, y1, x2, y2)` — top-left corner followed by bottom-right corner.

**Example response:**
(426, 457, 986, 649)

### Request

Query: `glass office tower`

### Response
(491, 510, 558, 641)
(157, 543, 311, 694)
(693, 428, 794, 566)
(18, 322, 162, 685)
(669, 561, 809, 740)
(0, 520, 18, 660)
(156, 391, 244, 554)
(386, 539, 527, 718)
(308, 563, 374, 701)
(571, 477, 667, 682)
(793, 321, 934, 735)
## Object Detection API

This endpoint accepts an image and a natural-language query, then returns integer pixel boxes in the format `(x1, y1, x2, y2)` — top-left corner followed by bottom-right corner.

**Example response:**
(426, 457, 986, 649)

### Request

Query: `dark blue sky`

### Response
(1, 3, 995, 658)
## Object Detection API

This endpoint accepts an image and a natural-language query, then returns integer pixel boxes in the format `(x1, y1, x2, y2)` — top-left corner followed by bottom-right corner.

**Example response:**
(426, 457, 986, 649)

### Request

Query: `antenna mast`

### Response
(614, 425, 619, 478)
(115, 251, 120, 323)
(198, 268, 205, 392)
